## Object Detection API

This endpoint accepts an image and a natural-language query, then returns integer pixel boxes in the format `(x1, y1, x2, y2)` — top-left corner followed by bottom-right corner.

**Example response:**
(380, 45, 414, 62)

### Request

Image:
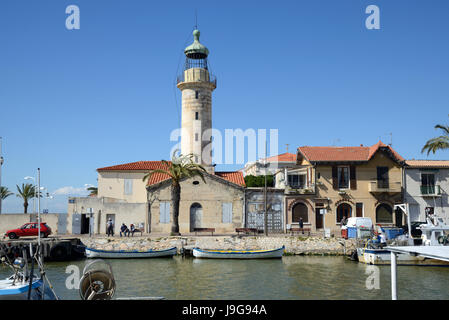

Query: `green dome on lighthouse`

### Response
(184, 29, 209, 58)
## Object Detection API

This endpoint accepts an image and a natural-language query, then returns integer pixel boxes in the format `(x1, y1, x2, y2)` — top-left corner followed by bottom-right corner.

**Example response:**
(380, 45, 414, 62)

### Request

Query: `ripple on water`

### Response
(1, 256, 448, 300)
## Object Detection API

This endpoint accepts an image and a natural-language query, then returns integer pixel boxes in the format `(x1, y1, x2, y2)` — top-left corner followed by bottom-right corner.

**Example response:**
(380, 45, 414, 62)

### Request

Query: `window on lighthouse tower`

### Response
(195, 112, 199, 120)
(195, 91, 199, 99)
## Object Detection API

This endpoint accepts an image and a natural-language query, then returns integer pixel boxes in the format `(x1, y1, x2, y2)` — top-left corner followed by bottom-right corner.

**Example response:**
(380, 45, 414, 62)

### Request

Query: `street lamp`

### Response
(39, 187, 53, 213)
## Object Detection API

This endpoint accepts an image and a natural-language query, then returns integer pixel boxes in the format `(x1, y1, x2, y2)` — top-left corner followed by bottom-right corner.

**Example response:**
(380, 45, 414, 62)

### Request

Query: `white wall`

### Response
(404, 168, 449, 223)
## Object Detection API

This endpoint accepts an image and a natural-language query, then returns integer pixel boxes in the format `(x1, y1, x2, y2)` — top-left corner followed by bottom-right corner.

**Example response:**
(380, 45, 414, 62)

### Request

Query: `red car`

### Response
(5, 222, 52, 239)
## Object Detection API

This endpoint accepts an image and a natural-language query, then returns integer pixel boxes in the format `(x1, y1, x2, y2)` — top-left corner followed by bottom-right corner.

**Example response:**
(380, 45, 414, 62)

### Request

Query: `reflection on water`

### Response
(1, 256, 448, 300)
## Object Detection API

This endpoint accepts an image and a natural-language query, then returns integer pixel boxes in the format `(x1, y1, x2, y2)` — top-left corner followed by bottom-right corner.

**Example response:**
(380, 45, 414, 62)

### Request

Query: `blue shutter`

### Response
(160, 202, 170, 224)
(222, 203, 233, 223)
(166, 202, 170, 223)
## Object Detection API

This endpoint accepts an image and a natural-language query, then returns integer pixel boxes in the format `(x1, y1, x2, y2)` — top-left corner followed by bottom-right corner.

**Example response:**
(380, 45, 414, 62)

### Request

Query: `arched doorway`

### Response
(190, 203, 202, 232)
(337, 203, 352, 223)
(292, 203, 308, 223)
(376, 204, 393, 224)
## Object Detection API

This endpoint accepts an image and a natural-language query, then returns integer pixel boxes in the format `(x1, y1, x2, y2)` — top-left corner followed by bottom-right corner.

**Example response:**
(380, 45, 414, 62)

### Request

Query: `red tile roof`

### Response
(297, 141, 404, 163)
(97, 161, 245, 187)
(265, 152, 297, 162)
(215, 171, 246, 186)
(406, 160, 449, 168)
(97, 161, 172, 186)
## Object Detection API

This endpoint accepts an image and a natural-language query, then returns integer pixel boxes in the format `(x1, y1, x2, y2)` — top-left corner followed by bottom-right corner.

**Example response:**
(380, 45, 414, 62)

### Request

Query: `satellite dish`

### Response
(79, 260, 115, 300)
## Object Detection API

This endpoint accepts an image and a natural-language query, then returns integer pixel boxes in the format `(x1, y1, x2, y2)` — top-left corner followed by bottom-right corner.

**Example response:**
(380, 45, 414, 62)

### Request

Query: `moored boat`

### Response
(85, 246, 177, 259)
(192, 246, 285, 259)
(356, 247, 449, 266)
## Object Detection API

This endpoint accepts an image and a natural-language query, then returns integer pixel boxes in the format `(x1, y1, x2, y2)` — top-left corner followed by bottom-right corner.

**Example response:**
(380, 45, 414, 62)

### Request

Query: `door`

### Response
(356, 203, 363, 217)
(190, 203, 202, 232)
(395, 207, 403, 227)
(72, 214, 81, 235)
(315, 209, 323, 229)
(57, 213, 67, 234)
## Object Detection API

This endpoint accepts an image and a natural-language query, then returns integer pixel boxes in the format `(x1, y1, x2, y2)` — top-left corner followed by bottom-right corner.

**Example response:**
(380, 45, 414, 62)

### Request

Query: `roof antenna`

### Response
(389, 132, 393, 147)
(194, 9, 198, 30)
(286, 144, 289, 153)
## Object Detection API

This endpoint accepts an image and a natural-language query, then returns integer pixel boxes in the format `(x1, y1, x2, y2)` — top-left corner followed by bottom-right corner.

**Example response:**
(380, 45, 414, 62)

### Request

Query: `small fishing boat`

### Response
(85, 246, 177, 259)
(192, 246, 285, 259)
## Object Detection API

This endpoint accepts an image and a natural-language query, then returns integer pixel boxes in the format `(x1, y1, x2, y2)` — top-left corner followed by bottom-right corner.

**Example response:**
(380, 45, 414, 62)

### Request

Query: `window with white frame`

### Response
(287, 174, 306, 189)
(124, 179, 133, 195)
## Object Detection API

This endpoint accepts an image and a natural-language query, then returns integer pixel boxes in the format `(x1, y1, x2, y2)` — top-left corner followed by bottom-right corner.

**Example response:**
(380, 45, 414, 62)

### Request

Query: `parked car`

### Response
(5, 222, 52, 239)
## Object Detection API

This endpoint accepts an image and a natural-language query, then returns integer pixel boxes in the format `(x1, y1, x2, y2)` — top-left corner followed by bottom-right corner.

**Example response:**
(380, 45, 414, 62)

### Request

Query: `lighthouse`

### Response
(177, 29, 216, 173)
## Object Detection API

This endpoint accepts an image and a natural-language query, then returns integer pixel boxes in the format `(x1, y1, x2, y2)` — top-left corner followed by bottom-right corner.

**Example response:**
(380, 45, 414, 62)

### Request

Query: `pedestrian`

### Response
(130, 224, 136, 237)
(299, 217, 304, 234)
(107, 218, 114, 237)
(120, 223, 129, 237)
(379, 232, 387, 248)
(341, 215, 348, 226)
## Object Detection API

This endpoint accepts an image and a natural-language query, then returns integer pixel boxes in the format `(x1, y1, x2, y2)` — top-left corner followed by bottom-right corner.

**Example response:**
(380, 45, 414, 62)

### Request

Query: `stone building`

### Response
(404, 160, 449, 224)
(283, 141, 405, 234)
(67, 29, 246, 235)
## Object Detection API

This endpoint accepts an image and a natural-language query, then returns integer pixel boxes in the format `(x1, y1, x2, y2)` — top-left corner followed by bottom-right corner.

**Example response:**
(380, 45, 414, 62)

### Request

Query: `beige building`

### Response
(147, 171, 245, 234)
(67, 28, 246, 235)
(284, 141, 405, 234)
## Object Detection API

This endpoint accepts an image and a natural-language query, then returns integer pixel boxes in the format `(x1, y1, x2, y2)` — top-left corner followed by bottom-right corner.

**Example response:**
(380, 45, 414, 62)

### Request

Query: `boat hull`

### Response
(193, 246, 285, 259)
(0, 278, 58, 300)
(356, 248, 449, 266)
(85, 247, 177, 259)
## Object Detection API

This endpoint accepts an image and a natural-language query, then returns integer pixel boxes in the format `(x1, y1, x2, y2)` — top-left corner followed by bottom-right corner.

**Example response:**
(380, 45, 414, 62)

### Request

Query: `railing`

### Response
(368, 181, 401, 193)
(176, 72, 217, 86)
(284, 184, 315, 195)
(420, 185, 441, 196)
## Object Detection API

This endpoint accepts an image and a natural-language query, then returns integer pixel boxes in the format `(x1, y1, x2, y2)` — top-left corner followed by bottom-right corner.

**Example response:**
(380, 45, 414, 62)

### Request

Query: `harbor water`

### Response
(1, 256, 448, 300)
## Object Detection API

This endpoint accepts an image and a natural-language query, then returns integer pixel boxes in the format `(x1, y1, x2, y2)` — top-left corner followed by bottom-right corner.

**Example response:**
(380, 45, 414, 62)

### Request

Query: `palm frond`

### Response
(421, 135, 449, 155)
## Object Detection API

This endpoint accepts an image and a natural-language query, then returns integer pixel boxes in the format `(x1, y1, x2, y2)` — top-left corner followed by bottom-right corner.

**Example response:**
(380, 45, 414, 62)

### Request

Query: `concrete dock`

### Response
(0, 237, 85, 261)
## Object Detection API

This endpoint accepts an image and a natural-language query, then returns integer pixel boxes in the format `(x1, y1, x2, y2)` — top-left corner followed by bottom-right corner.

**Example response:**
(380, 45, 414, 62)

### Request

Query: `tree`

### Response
(143, 153, 207, 235)
(16, 183, 37, 214)
(244, 175, 274, 187)
(421, 116, 449, 155)
(87, 187, 98, 196)
(0, 186, 13, 201)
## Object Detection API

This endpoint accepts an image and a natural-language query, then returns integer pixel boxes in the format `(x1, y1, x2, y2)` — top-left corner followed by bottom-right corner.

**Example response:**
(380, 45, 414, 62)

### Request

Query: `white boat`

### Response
(357, 215, 449, 266)
(192, 246, 285, 259)
(356, 247, 449, 266)
(0, 276, 57, 300)
(85, 246, 177, 259)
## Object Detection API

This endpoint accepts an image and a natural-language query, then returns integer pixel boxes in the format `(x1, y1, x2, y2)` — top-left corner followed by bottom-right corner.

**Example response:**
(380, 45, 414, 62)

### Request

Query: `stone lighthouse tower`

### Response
(177, 29, 216, 173)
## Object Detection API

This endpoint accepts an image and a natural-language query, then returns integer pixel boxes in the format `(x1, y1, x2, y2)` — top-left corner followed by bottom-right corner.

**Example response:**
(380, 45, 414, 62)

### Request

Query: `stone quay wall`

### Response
(81, 235, 358, 256)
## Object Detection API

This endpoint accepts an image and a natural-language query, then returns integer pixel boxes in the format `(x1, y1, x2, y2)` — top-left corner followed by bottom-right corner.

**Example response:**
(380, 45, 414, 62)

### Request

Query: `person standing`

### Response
(299, 217, 304, 234)
(107, 218, 114, 237)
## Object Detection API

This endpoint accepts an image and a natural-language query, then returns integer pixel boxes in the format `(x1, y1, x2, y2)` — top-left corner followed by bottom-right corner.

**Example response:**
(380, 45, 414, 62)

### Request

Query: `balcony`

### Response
(420, 185, 441, 196)
(285, 184, 315, 195)
(368, 181, 401, 194)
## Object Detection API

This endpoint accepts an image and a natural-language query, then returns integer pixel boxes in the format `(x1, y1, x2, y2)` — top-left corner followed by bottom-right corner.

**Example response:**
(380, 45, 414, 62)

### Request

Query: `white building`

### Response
(404, 160, 449, 224)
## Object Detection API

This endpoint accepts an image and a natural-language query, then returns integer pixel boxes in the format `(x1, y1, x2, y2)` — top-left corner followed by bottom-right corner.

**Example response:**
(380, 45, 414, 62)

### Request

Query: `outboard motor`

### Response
(79, 260, 115, 300)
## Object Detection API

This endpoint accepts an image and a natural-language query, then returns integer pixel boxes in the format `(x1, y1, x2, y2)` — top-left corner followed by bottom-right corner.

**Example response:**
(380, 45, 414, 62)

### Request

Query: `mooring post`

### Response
(391, 251, 397, 300)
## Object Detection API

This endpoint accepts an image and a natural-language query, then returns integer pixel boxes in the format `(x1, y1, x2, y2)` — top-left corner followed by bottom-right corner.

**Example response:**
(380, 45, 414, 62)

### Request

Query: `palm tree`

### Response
(87, 186, 98, 196)
(16, 183, 37, 214)
(0, 186, 13, 201)
(422, 116, 449, 155)
(143, 153, 207, 235)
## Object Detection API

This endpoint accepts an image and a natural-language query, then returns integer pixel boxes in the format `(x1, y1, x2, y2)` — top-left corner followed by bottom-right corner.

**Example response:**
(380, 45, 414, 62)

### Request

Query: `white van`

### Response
(345, 217, 373, 229)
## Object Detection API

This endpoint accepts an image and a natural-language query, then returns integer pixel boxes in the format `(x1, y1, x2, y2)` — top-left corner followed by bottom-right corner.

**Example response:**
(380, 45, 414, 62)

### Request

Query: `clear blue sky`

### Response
(1, 0, 448, 213)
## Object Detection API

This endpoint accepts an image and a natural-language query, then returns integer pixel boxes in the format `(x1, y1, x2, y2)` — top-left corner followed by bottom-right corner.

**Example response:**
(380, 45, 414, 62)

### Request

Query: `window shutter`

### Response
(166, 203, 170, 223)
(222, 203, 233, 223)
(160, 202, 170, 224)
(350, 166, 357, 190)
(332, 166, 338, 190)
